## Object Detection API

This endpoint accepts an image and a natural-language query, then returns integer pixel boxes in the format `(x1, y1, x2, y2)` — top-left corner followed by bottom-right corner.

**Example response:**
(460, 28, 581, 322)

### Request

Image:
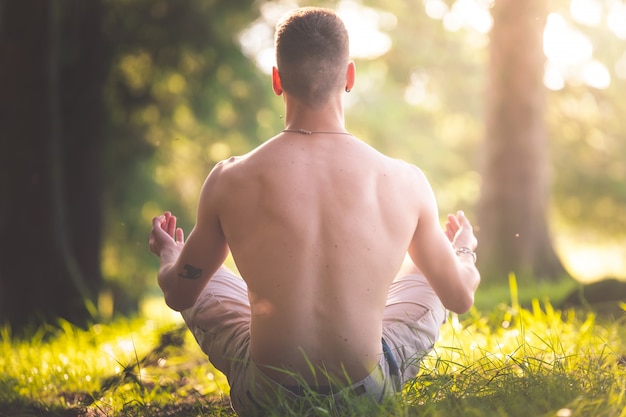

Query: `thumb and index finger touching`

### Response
(152, 211, 183, 238)
(446, 210, 477, 250)
(150, 212, 185, 255)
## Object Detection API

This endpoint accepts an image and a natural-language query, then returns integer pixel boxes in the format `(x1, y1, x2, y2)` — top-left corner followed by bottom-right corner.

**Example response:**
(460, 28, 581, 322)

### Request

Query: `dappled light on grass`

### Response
(1, 286, 625, 416)
(408, 282, 626, 417)
(0, 314, 230, 417)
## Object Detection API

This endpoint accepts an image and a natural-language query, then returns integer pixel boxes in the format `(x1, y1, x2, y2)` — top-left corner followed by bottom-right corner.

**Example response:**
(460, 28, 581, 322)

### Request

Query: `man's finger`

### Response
(152, 215, 164, 229)
(166, 215, 178, 236)
(175, 227, 184, 243)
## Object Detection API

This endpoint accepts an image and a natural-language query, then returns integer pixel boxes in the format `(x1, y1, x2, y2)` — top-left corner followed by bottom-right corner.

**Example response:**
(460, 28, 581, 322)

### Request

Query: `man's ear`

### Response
(272, 66, 283, 96)
(345, 61, 355, 92)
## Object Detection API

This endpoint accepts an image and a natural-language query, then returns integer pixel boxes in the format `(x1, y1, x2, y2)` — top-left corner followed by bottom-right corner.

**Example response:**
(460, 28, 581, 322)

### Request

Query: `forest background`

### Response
(1, 0, 625, 332)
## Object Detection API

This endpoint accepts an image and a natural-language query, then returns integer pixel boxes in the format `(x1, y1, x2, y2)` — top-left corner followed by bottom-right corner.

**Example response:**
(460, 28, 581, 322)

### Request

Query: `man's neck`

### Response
(282, 95, 346, 133)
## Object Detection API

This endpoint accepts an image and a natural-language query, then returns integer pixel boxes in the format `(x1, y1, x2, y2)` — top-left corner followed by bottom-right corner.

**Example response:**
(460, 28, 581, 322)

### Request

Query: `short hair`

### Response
(275, 7, 350, 107)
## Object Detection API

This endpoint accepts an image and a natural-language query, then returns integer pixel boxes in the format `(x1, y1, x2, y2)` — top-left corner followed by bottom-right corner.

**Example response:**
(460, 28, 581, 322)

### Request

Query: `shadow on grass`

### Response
(0, 395, 234, 417)
(0, 325, 235, 417)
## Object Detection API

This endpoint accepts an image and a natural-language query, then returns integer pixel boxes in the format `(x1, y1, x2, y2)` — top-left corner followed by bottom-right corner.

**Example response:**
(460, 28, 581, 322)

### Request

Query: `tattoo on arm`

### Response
(178, 264, 203, 280)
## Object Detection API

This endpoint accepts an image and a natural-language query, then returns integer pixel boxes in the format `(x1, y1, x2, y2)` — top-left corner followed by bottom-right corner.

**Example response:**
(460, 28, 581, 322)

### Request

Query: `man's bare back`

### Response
(212, 132, 425, 385)
(149, 7, 479, 414)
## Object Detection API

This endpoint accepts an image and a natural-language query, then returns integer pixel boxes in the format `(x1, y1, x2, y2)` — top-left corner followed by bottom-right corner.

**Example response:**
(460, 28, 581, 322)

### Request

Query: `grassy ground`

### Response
(2, 280, 625, 417)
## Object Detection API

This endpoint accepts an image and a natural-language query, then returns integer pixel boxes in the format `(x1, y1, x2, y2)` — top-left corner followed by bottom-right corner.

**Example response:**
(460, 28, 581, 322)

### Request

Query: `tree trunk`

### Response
(477, 0, 567, 283)
(0, 0, 105, 331)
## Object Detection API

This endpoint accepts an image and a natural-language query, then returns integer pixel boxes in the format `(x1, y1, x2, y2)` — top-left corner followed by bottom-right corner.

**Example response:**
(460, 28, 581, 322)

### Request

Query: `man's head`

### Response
(274, 7, 351, 108)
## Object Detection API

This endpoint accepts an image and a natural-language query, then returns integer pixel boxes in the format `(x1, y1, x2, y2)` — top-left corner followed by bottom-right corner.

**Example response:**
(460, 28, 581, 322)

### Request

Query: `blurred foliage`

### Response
(548, 81, 626, 237)
(545, 0, 626, 236)
(99, 0, 626, 309)
(100, 0, 281, 312)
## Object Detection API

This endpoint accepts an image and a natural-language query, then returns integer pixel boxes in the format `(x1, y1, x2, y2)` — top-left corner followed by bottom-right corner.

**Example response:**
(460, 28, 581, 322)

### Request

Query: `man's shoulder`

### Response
(203, 155, 243, 188)
(382, 155, 426, 181)
(212, 151, 256, 174)
(217, 138, 277, 170)
(379, 158, 434, 209)
(206, 146, 271, 192)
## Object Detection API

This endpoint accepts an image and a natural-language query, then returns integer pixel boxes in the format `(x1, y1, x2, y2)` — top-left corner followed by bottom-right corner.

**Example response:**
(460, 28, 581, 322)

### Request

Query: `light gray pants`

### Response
(181, 267, 446, 416)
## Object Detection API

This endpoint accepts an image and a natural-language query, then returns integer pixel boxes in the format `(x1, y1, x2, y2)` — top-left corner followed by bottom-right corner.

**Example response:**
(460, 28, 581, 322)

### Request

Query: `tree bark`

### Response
(477, 0, 567, 283)
(0, 0, 105, 331)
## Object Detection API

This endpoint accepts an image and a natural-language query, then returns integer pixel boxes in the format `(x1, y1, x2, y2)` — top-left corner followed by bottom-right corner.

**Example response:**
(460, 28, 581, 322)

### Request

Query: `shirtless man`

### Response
(150, 7, 480, 416)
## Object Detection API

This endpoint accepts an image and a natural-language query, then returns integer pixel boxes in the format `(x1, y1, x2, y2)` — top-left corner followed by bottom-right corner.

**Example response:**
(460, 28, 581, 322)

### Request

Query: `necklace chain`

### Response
(282, 128, 352, 136)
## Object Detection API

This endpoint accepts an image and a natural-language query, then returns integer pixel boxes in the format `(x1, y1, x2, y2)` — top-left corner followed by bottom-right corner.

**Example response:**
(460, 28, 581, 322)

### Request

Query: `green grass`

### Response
(2, 285, 625, 417)
(473, 276, 578, 312)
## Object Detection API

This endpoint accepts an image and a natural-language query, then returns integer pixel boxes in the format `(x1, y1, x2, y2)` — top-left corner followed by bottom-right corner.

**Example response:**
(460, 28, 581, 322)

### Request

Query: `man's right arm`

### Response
(150, 162, 230, 311)
(407, 170, 480, 314)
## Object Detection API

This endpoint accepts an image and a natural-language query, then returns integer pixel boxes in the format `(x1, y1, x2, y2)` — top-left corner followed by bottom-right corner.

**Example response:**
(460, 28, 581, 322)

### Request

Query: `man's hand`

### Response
(444, 210, 478, 251)
(150, 211, 185, 258)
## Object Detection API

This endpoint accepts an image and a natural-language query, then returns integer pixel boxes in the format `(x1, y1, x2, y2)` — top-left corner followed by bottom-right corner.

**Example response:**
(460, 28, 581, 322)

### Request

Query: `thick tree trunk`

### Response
(0, 0, 105, 331)
(477, 0, 567, 283)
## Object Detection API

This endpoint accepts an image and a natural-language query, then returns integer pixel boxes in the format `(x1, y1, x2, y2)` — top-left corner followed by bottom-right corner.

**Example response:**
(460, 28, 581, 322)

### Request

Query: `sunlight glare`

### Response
(556, 233, 626, 282)
(118, 339, 135, 354)
(102, 343, 114, 357)
(580, 59, 611, 88)
(570, 0, 603, 26)
(238, 0, 298, 74)
(424, 0, 449, 20)
(564, 246, 626, 282)
(442, 0, 493, 33)
(607, 0, 626, 39)
(543, 13, 610, 89)
(336, 1, 396, 59)
(544, 63, 566, 91)
(238, 21, 276, 74)
(544, 14, 593, 70)
(238, 0, 395, 75)
(442, 9, 463, 31)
